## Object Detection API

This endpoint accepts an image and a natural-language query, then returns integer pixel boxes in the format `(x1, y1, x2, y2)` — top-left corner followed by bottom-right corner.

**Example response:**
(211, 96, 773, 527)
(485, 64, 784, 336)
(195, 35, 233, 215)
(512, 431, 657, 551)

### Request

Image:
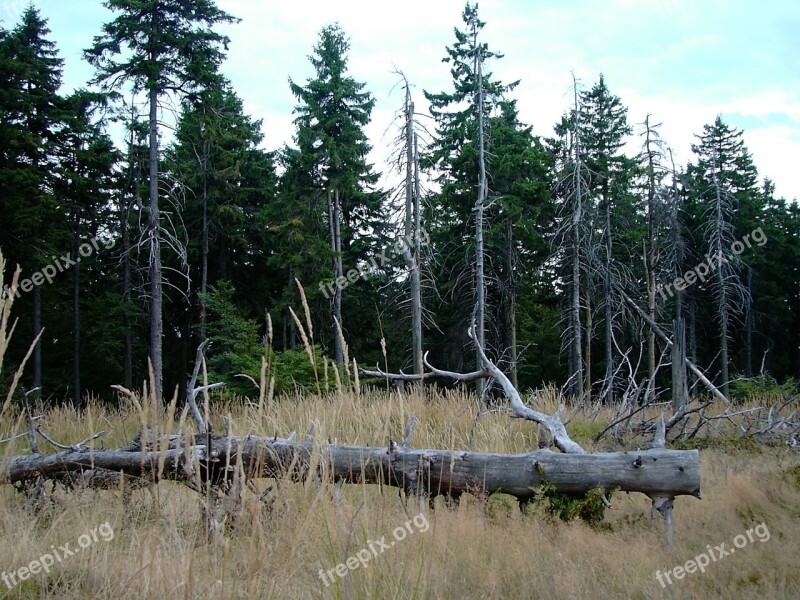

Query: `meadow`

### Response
(1, 387, 798, 599)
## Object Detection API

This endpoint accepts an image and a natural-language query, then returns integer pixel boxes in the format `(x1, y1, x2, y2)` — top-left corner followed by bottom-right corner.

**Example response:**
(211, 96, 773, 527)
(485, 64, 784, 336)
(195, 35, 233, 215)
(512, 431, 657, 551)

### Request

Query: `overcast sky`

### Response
(4, 0, 799, 201)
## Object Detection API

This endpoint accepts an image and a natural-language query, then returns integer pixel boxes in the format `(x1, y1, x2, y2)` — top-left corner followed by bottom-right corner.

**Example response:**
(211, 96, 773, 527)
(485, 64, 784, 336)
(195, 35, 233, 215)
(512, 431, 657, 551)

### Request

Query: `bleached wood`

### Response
(1, 437, 700, 503)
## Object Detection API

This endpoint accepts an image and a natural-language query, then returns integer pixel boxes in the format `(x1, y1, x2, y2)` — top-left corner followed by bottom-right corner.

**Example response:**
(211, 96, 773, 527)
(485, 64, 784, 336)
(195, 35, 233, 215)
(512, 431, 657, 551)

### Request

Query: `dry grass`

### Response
(1, 388, 798, 600)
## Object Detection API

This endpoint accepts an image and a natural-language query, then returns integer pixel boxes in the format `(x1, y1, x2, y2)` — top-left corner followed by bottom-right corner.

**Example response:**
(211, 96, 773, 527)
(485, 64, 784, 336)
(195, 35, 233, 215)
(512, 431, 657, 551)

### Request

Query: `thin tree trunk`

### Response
(570, 80, 584, 401)
(327, 191, 343, 364)
(744, 267, 753, 377)
(644, 116, 658, 404)
(584, 288, 592, 402)
(646, 243, 656, 403)
(148, 83, 163, 403)
(121, 148, 136, 390)
(412, 134, 423, 379)
(603, 185, 614, 403)
(507, 220, 518, 388)
(199, 138, 209, 343)
(403, 90, 423, 378)
(712, 167, 730, 399)
(72, 204, 80, 406)
(474, 49, 486, 394)
(688, 296, 698, 396)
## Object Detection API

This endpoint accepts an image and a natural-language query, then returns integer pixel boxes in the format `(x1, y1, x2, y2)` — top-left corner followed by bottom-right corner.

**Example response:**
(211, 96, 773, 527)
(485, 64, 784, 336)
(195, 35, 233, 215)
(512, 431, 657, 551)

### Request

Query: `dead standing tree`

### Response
(551, 75, 588, 402)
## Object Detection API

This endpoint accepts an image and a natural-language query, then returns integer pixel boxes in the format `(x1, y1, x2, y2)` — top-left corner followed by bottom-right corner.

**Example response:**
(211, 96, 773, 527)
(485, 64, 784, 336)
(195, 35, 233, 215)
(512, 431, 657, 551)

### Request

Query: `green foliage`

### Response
(288, 23, 381, 238)
(266, 345, 328, 395)
(786, 464, 800, 493)
(0, 3, 798, 404)
(729, 374, 797, 402)
(565, 419, 605, 442)
(203, 281, 262, 394)
(203, 281, 331, 396)
(530, 465, 614, 528)
(84, 0, 238, 94)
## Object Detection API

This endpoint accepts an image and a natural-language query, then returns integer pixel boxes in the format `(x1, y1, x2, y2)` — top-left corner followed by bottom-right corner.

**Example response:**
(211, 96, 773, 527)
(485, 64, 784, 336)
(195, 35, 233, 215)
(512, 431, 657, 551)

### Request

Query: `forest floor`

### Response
(1, 388, 798, 599)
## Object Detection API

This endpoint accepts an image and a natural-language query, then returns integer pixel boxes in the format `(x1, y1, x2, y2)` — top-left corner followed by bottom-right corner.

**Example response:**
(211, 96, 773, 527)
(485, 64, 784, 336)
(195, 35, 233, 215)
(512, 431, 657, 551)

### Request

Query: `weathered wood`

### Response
(362, 341, 587, 455)
(1, 436, 701, 502)
(619, 289, 729, 404)
(672, 318, 688, 411)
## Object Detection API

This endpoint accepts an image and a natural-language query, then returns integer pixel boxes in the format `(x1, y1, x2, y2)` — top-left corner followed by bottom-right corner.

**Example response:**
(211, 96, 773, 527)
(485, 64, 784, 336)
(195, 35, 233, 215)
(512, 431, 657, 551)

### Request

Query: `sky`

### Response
(3, 0, 799, 201)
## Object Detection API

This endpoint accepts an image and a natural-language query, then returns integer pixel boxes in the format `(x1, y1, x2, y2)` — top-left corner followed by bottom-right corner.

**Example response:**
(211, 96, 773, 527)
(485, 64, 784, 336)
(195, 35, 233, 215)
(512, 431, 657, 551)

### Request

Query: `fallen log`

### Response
(1, 435, 701, 502)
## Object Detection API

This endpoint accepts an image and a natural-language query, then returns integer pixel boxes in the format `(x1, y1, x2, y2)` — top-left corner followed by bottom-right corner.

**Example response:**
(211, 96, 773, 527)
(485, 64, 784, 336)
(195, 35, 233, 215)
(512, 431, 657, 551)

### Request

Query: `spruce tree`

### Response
(0, 6, 66, 398)
(688, 116, 759, 397)
(288, 23, 381, 365)
(167, 79, 277, 361)
(578, 75, 634, 403)
(85, 0, 238, 402)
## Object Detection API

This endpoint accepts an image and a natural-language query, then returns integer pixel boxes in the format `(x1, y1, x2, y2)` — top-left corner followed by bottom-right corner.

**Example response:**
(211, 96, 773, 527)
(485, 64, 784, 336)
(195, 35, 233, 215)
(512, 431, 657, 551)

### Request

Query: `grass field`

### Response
(1, 388, 798, 599)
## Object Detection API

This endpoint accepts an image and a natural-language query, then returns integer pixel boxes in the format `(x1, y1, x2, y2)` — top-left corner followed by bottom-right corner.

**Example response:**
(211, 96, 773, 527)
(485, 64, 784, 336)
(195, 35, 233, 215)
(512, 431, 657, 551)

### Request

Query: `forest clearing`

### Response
(1, 0, 799, 598)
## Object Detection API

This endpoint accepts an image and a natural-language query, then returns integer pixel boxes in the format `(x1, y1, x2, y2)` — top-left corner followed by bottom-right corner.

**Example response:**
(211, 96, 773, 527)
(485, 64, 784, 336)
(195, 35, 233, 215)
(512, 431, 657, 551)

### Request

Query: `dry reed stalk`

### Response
(333, 316, 351, 380)
(288, 306, 320, 395)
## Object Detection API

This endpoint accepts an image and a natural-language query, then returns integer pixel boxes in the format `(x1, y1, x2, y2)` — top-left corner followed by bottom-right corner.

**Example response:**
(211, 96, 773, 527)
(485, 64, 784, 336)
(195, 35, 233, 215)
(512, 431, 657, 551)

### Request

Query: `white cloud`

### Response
(31, 0, 799, 201)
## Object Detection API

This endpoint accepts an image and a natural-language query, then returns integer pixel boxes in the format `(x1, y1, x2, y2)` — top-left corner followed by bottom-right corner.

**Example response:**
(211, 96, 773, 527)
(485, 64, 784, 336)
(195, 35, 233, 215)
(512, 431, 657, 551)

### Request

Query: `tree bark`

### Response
(327, 191, 343, 364)
(199, 136, 209, 344)
(0, 436, 701, 503)
(507, 220, 518, 389)
(402, 88, 423, 378)
(474, 48, 487, 394)
(603, 182, 615, 403)
(570, 78, 584, 401)
(644, 116, 658, 404)
(121, 141, 136, 390)
(744, 267, 753, 377)
(72, 203, 80, 406)
(412, 133, 423, 378)
(148, 78, 163, 403)
(672, 318, 688, 411)
(584, 288, 592, 402)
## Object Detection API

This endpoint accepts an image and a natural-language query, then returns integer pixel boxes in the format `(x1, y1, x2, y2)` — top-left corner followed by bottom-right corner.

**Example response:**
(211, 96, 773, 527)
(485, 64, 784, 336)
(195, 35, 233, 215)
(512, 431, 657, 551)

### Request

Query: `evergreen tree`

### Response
(288, 23, 382, 364)
(578, 75, 635, 402)
(0, 6, 66, 398)
(55, 90, 119, 404)
(85, 0, 238, 402)
(487, 99, 554, 387)
(687, 116, 759, 397)
(166, 78, 277, 395)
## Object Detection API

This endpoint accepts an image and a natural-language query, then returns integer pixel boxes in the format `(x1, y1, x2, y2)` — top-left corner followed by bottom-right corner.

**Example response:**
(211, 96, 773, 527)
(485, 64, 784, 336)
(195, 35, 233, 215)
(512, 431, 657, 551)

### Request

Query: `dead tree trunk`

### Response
(401, 84, 423, 378)
(327, 190, 344, 365)
(1, 438, 700, 506)
(620, 289, 729, 403)
(672, 318, 688, 411)
(474, 48, 487, 395)
(570, 78, 585, 401)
